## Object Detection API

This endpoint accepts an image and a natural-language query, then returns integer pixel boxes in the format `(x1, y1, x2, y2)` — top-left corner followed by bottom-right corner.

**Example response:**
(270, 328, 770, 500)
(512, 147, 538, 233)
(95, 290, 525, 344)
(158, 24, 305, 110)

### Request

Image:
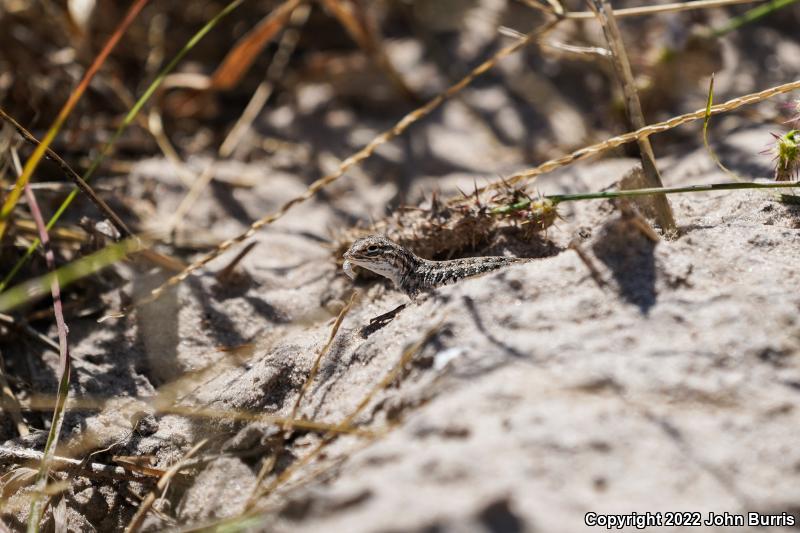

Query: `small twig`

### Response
(590, 0, 675, 231)
(568, 239, 606, 287)
(543, 40, 612, 58)
(0, 447, 154, 483)
(246, 324, 441, 509)
(0, 109, 134, 239)
(215, 242, 258, 283)
(124, 439, 208, 533)
(0, 313, 60, 353)
(287, 292, 358, 429)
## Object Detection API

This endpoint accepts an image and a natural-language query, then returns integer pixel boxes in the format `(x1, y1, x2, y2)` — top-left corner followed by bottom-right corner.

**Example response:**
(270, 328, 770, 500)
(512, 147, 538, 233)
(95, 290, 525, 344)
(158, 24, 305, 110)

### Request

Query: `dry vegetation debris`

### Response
(0, 0, 800, 531)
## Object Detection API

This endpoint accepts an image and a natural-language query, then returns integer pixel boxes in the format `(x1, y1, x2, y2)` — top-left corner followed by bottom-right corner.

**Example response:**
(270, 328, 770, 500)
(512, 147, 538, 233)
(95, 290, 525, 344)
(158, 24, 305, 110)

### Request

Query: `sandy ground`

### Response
(2, 1, 800, 528)
(5, 122, 800, 532)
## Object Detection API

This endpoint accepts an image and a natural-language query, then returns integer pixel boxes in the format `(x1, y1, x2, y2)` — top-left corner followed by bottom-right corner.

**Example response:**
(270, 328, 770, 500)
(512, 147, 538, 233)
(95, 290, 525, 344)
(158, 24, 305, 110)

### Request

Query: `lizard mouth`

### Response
(342, 259, 356, 280)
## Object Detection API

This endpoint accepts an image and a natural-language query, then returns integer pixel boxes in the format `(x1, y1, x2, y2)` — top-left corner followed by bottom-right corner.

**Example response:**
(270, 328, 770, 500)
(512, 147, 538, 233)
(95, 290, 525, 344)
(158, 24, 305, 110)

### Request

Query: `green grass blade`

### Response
(0, 238, 142, 314)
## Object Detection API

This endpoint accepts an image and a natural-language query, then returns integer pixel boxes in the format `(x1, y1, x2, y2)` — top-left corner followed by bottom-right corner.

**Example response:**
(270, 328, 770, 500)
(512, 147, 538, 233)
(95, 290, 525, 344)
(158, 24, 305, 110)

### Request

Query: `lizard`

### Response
(343, 234, 527, 299)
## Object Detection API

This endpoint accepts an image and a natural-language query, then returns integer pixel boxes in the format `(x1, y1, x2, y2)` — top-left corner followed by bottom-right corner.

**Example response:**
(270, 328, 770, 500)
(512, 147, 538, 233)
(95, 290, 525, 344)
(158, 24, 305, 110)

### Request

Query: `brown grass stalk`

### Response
(16, 152, 72, 532)
(0, 447, 152, 483)
(0, 109, 134, 238)
(167, 2, 310, 235)
(473, 78, 800, 196)
(287, 292, 359, 429)
(564, 0, 764, 18)
(590, 0, 676, 230)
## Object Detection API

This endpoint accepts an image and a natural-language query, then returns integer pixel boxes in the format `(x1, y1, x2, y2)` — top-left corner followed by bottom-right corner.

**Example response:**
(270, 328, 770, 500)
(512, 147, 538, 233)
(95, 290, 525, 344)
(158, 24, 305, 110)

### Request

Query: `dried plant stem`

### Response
(124, 439, 208, 533)
(590, 0, 675, 231)
(246, 324, 440, 509)
(478, 78, 800, 196)
(0, 109, 134, 238)
(220, 3, 310, 155)
(20, 395, 370, 436)
(564, 0, 764, 18)
(0, 447, 151, 483)
(0, 314, 59, 353)
(121, 19, 561, 314)
(321, 0, 417, 100)
(0, 238, 143, 314)
(168, 2, 310, 235)
(287, 292, 358, 428)
(0, 112, 179, 275)
(18, 157, 72, 533)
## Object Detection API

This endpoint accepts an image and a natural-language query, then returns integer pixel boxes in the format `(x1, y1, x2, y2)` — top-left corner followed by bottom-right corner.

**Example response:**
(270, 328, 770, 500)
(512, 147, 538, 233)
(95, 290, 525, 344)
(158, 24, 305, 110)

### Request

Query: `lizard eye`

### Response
(366, 245, 379, 254)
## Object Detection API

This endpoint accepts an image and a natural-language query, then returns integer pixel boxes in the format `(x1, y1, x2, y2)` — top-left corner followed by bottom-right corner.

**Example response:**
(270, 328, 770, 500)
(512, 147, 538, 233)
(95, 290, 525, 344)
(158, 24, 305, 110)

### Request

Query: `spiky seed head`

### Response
(773, 130, 800, 181)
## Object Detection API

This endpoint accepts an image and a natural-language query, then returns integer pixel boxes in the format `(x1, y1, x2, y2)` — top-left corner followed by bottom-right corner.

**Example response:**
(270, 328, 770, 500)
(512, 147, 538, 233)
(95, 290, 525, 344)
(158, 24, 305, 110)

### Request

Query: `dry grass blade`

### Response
(209, 0, 303, 90)
(123, 18, 562, 314)
(320, 0, 417, 100)
(287, 292, 359, 429)
(17, 156, 72, 533)
(246, 324, 441, 509)
(169, 2, 310, 235)
(20, 395, 371, 437)
(590, 0, 675, 231)
(564, 0, 764, 18)
(215, 242, 258, 283)
(0, 314, 59, 353)
(0, 0, 150, 239)
(124, 439, 208, 533)
(470, 79, 800, 197)
(218, 3, 310, 156)
(52, 497, 67, 533)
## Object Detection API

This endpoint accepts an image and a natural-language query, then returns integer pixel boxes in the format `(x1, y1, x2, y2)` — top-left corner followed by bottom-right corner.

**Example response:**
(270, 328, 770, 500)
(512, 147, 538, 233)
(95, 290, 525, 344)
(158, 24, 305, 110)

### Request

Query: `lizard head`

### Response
(342, 235, 413, 285)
